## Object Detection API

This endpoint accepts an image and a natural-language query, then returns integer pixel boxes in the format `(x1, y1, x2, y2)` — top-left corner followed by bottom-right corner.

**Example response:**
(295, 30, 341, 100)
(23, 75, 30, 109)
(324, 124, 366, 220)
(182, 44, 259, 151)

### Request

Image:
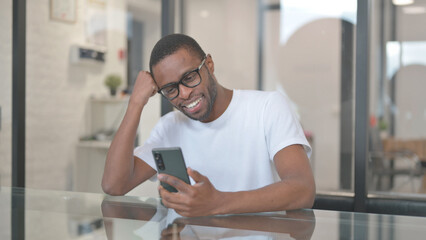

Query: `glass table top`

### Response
(1, 187, 426, 240)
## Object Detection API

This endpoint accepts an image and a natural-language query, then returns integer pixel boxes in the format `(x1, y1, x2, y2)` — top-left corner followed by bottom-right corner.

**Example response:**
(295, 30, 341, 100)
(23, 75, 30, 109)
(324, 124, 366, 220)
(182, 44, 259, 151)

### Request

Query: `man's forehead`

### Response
(153, 49, 199, 82)
(165, 48, 196, 63)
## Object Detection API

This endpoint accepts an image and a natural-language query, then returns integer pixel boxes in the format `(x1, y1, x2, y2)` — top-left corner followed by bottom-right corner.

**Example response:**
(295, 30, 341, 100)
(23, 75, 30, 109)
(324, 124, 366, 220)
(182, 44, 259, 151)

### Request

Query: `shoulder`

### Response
(237, 90, 297, 120)
(235, 89, 288, 107)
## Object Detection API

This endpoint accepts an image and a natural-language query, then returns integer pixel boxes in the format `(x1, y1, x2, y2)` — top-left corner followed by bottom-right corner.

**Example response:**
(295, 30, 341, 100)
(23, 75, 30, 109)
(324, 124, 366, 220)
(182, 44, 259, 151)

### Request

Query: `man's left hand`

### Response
(158, 168, 224, 217)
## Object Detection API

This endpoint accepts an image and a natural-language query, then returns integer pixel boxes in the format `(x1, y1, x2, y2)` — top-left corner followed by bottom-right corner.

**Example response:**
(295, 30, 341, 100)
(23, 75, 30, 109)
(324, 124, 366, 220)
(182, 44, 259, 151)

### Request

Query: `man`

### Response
(102, 34, 315, 217)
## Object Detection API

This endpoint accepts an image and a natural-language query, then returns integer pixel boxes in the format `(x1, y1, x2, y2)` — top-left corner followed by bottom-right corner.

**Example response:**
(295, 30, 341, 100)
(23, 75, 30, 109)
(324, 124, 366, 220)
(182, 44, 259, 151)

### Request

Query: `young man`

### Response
(102, 34, 315, 217)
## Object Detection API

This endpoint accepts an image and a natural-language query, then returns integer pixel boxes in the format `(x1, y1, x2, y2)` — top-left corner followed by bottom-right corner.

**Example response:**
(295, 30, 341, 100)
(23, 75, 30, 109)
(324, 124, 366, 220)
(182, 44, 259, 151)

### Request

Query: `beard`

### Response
(196, 70, 217, 121)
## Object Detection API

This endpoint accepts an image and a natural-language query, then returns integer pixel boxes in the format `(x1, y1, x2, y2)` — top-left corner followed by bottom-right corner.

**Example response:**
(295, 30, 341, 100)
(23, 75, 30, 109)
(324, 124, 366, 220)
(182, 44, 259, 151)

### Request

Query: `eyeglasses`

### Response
(158, 56, 206, 100)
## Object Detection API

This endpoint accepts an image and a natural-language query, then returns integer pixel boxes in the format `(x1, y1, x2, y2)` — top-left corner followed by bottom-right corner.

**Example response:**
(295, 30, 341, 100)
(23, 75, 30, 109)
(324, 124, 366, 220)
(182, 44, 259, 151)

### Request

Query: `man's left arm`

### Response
(158, 144, 315, 217)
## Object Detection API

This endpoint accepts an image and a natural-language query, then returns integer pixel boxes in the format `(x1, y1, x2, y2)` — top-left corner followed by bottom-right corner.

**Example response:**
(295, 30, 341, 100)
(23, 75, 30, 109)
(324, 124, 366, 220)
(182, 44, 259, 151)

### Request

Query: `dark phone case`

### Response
(152, 147, 191, 192)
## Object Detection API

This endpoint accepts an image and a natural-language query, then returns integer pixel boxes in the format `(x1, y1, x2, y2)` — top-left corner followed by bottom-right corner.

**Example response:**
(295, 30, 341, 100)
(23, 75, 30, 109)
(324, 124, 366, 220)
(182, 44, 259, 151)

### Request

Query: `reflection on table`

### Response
(101, 197, 315, 239)
(2, 187, 426, 239)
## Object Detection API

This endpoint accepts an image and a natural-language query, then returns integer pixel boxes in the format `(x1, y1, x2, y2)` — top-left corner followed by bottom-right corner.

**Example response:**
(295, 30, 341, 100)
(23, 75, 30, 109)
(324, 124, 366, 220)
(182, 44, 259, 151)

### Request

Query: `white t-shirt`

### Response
(134, 89, 311, 192)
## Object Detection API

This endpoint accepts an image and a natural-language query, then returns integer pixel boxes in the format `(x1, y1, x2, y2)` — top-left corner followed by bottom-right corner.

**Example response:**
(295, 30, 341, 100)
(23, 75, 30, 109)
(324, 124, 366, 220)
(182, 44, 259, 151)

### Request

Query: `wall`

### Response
(369, 1, 426, 140)
(0, 0, 12, 187)
(25, 0, 127, 190)
(397, 2, 426, 42)
(394, 3, 426, 139)
(0, 2, 12, 239)
(0, 0, 163, 196)
(184, 0, 258, 90)
(263, 12, 343, 190)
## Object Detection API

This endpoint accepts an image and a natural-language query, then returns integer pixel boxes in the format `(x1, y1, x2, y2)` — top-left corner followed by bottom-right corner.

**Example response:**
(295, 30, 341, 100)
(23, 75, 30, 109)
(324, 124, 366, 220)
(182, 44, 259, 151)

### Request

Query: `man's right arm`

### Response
(101, 71, 158, 196)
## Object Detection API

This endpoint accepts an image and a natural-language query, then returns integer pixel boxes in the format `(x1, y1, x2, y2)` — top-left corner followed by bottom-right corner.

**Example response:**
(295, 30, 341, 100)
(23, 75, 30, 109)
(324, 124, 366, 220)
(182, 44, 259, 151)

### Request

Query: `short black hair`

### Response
(149, 34, 206, 75)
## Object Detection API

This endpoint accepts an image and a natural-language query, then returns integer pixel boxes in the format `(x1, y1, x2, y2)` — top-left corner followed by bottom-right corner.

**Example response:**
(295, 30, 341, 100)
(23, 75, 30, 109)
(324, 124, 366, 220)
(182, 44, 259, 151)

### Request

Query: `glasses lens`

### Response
(182, 71, 201, 87)
(160, 66, 203, 100)
(161, 85, 179, 99)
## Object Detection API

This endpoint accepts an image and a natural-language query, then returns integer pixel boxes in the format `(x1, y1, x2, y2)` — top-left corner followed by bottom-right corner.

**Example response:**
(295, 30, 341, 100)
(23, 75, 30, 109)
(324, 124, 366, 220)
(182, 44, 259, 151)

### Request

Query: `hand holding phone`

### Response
(152, 147, 191, 192)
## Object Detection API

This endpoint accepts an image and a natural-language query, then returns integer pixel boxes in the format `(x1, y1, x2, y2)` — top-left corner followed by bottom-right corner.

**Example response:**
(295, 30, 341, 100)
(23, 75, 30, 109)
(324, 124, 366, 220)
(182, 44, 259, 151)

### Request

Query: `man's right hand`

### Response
(129, 71, 158, 107)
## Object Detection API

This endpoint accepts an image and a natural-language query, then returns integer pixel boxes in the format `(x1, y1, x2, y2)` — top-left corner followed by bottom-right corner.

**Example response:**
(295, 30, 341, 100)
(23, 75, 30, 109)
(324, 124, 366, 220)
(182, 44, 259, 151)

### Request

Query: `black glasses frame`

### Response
(157, 56, 207, 100)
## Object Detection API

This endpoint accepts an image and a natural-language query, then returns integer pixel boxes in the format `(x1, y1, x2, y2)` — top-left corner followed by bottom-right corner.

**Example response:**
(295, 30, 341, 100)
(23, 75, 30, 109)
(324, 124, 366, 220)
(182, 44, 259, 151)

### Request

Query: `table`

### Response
(1, 187, 426, 240)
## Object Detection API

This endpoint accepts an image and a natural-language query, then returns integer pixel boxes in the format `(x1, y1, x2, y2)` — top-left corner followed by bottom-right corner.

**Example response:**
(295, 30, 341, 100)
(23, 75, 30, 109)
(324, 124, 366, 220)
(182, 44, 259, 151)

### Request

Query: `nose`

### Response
(178, 83, 192, 99)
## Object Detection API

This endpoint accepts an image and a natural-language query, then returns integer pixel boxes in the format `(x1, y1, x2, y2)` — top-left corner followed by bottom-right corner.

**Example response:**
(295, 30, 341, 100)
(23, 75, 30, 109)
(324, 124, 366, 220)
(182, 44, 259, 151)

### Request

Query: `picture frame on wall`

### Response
(50, 0, 77, 23)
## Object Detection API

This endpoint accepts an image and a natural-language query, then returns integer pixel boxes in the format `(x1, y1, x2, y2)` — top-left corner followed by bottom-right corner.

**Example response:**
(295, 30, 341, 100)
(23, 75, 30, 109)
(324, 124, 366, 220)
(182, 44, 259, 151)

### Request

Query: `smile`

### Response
(185, 97, 202, 109)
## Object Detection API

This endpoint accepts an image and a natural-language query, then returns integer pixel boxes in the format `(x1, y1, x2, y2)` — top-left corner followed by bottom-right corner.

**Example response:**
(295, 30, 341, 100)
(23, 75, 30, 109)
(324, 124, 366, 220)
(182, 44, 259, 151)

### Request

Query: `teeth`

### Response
(185, 98, 201, 109)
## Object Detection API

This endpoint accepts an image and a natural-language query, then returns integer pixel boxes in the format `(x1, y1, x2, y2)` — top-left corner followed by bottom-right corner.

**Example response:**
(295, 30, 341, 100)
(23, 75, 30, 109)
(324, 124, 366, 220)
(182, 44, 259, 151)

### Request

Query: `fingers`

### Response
(158, 174, 191, 193)
(158, 170, 216, 217)
(187, 167, 206, 183)
(160, 196, 189, 213)
(158, 185, 190, 213)
(135, 71, 155, 85)
(145, 73, 158, 97)
(150, 84, 158, 97)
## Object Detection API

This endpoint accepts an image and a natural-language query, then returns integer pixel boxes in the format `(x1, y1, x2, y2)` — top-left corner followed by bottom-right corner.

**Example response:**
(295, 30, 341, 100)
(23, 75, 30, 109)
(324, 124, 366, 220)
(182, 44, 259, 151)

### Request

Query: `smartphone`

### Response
(152, 147, 191, 192)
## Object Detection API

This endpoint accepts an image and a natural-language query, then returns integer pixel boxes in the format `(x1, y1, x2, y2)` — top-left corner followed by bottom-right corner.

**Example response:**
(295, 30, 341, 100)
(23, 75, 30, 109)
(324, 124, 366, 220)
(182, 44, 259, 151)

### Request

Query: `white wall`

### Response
(0, 0, 162, 195)
(394, 3, 426, 139)
(394, 65, 426, 138)
(369, 1, 426, 140)
(25, 0, 127, 190)
(184, 0, 258, 90)
(397, 2, 426, 42)
(0, 0, 162, 196)
(0, 1, 13, 239)
(264, 13, 343, 190)
(0, 0, 12, 187)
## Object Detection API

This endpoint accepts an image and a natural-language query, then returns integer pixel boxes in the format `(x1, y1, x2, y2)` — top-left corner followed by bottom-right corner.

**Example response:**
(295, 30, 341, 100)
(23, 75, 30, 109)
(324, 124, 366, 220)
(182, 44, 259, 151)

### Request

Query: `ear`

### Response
(206, 54, 214, 73)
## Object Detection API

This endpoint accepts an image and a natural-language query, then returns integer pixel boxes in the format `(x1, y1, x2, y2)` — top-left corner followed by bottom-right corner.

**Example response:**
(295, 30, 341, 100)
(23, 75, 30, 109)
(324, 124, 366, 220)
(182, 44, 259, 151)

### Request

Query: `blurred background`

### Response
(1, 0, 426, 202)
